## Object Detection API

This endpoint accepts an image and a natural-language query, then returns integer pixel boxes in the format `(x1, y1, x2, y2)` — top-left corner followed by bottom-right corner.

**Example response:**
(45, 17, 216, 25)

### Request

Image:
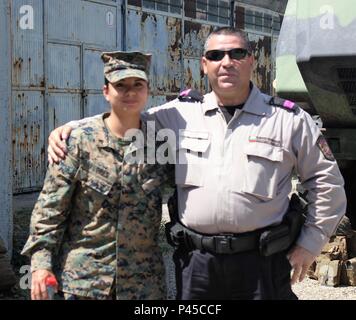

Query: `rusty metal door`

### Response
(1, 0, 13, 251)
(126, 9, 183, 107)
(83, 46, 112, 117)
(12, 0, 46, 193)
(46, 0, 121, 131)
(125, 1, 231, 107)
(12, 0, 122, 193)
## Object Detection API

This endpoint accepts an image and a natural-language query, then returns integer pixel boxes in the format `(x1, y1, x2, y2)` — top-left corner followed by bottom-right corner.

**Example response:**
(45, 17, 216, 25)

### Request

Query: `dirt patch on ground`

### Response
(0, 193, 38, 300)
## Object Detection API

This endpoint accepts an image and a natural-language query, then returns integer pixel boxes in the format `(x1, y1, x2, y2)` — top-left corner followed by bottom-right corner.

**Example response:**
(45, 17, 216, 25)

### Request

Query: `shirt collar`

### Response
(202, 82, 272, 117)
(96, 113, 147, 151)
(202, 92, 220, 114)
(242, 83, 272, 117)
(89, 113, 110, 148)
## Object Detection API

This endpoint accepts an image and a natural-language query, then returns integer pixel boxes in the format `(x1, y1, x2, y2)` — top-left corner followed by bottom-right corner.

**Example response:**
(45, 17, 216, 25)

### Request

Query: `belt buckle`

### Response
(214, 234, 234, 254)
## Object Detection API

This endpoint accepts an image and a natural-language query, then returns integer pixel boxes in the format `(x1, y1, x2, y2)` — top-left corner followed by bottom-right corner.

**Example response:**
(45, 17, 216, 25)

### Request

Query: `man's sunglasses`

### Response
(204, 48, 251, 61)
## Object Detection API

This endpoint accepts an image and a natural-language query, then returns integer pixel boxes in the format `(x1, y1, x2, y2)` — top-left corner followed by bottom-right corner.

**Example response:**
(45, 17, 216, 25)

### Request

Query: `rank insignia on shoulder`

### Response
(317, 135, 335, 161)
(269, 97, 297, 112)
(178, 88, 204, 103)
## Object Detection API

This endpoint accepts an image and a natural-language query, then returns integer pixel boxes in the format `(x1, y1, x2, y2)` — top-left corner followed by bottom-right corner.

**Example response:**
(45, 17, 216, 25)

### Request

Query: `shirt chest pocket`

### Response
(242, 143, 283, 200)
(76, 166, 115, 196)
(176, 130, 210, 187)
(137, 163, 165, 195)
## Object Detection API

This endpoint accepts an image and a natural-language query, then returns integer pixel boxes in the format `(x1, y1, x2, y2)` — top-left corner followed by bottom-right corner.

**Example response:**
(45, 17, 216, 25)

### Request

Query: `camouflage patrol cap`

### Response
(101, 51, 151, 84)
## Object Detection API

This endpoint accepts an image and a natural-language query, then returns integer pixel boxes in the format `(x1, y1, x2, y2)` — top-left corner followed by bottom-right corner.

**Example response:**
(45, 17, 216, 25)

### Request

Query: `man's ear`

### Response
(201, 56, 208, 75)
(248, 53, 255, 66)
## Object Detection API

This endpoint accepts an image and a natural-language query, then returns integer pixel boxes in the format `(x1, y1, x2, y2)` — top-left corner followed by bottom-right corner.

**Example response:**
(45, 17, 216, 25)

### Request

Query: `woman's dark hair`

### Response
(104, 77, 150, 89)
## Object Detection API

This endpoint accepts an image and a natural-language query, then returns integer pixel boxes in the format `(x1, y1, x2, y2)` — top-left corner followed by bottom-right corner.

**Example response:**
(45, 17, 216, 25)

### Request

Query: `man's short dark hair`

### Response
(204, 27, 252, 54)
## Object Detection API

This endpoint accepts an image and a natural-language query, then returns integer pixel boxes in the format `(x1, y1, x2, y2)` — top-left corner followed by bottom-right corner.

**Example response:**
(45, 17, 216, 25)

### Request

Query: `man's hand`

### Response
(287, 245, 316, 285)
(31, 269, 58, 300)
(48, 125, 73, 164)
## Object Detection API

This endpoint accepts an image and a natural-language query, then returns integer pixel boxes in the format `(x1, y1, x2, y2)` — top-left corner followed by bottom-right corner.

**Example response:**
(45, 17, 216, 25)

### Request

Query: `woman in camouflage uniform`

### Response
(22, 51, 173, 300)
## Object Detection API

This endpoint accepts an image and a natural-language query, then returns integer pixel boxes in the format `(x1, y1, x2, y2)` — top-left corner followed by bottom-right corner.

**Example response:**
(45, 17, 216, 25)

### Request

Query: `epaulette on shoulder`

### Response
(178, 88, 204, 103)
(269, 96, 298, 112)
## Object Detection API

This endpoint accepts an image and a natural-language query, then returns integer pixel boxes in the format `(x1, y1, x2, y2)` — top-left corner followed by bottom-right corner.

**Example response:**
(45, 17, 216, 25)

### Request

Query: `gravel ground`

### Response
(292, 277, 356, 300)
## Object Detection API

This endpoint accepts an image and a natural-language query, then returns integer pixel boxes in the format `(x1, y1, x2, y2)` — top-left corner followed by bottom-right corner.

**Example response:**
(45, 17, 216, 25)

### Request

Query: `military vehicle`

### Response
(276, 0, 356, 228)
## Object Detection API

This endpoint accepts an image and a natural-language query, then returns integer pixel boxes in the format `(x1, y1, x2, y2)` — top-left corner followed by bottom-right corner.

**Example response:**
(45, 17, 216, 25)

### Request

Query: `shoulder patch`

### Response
(269, 97, 298, 112)
(317, 135, 335, 161)
(178, 88, 204, 103)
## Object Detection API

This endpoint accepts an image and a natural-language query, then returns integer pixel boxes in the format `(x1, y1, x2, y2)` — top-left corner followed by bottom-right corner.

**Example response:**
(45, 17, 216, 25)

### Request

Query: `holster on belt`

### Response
(259, 193, 307, 256)
(165, 188, 183, 247)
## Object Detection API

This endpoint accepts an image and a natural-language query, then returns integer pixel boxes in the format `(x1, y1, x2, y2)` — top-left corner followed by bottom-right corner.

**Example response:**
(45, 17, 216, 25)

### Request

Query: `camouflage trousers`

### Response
(63, 292, 116, 300)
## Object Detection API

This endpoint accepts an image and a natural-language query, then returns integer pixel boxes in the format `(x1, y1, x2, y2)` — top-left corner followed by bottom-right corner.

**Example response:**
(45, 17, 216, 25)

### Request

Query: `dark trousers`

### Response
(173, 248, 298, 300)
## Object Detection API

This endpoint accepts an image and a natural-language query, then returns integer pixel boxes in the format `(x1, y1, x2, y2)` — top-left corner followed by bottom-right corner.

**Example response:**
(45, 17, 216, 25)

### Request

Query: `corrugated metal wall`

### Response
(126, 1, 279, 105)
(235, 3, 281, 94)
(12, 0, 122, 193)
(126, 10, 183, 106)
(182, 21, 212, 93)
(10, 0, 281, 193)
(12, 0, 45, 193)
(125, 3, 218, 105)
(0, 0, 13, 252)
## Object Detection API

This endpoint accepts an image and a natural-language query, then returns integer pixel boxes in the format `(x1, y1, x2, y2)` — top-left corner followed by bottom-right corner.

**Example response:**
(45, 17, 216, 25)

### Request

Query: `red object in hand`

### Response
(45, 276, 58, 300)
(45, 276, 57, 287)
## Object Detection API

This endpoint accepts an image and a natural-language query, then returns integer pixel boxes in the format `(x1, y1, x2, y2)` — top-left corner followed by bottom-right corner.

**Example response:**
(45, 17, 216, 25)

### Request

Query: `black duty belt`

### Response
(188, 230, 261, 254)
(166, 194, 306, 256)
(168, 222, 263, 255)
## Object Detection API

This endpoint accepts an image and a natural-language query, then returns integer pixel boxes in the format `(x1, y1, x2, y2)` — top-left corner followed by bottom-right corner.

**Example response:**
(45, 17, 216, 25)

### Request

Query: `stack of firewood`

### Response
(308, 216, 356, 287)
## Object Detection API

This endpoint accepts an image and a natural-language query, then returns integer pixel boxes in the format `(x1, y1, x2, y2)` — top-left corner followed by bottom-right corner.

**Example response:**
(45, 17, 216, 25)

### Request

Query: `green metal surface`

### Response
(276, 0, 308, 102)
(296, 0, 355, 26)
(276, 0, 356, 161)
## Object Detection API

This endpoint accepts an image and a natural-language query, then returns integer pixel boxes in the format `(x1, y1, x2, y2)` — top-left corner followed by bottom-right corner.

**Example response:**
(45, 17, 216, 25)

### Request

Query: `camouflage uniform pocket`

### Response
(141, 178, 160, 194)
(137, 163, 165, 195)
(76, 166, 115, 196)
(85, 176, 113, 195)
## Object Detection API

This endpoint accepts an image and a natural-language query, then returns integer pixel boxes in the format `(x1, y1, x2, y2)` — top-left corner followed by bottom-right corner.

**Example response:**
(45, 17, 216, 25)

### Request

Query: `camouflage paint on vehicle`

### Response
(276, 0, 356, 133)
(276, 0, 356, 228)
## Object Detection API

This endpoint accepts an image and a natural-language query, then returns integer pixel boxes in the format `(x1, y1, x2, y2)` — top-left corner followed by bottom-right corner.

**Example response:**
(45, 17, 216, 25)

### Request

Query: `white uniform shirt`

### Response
(146, 84, 346, 255)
